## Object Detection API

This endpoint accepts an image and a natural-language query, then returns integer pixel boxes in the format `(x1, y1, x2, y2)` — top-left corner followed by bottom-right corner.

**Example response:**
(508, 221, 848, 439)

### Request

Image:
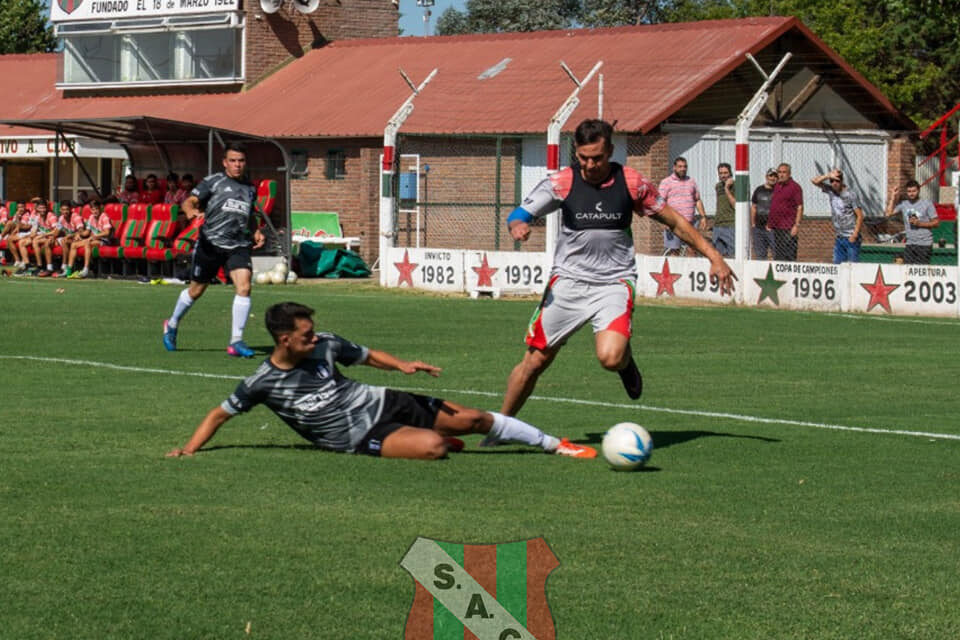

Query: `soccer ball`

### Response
(270, 270, 286, 285)
(601, 422, 653, 471)
(255, 271, 271, 285)
(273, 261, 289, 277)
(285, 271, 298, 284)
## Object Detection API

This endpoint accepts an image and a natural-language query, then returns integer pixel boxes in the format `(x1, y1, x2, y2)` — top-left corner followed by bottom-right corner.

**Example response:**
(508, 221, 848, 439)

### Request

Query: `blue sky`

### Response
(398, 0, 466, 37)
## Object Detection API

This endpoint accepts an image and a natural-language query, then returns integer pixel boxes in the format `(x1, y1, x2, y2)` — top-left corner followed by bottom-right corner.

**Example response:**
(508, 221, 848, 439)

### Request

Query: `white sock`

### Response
(230, 294, 251, 343)
(486, 412, 559, 452)
(46, 264, 54, 271)
(168, 288, 195, 329)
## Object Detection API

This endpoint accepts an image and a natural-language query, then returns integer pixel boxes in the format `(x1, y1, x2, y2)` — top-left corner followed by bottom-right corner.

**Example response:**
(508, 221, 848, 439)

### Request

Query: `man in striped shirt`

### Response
(658, 157, 706, 255)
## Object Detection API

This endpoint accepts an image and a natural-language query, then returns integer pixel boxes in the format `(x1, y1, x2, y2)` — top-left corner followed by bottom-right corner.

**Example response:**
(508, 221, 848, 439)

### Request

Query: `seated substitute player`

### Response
(57, 203, 86, 276)
(2, 202, 31, 269)
(31, 201, 63, 277)
(66, 200, 111, 279)
(162, 142, 265, 358)
(501, 119, 735, 417)
(166, 302, 596, 460)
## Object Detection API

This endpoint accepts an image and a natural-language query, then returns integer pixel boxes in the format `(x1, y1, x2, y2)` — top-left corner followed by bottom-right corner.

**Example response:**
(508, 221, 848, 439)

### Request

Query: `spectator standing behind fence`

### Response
(811, 169, 864, 264)
(885, 180, 939, 264)
(658, 157, 707, 255)
(751, 168, 777, 259)
(768, 163, 803, 261)
(712, 163, 736, 257)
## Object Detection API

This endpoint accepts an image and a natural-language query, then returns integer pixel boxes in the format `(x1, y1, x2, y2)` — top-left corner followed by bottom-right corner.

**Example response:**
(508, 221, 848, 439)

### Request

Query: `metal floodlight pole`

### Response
(734, 52, 792, 262)
(379, 67, 438, 285)
(545, 60, 602, 257)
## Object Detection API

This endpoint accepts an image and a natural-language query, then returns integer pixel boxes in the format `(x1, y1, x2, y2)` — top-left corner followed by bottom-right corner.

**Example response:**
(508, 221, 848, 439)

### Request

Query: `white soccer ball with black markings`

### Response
(601, 422, 653, 471)
(255, 271, 271, 285)
(285, 271, 298, 284)
(270, 270, 286, 285)
(273, 261, 289, 276)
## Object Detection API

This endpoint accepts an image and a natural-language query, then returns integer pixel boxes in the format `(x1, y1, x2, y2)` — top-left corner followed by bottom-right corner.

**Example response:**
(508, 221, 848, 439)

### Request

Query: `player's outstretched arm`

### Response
(364, 349, 442, 377)
(166, 406, 233, 457)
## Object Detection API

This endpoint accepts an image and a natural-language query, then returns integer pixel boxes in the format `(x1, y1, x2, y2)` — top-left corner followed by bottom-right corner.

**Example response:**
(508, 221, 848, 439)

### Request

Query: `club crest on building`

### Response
(58, 0, 83, 14)
(401, 536, 559, 639)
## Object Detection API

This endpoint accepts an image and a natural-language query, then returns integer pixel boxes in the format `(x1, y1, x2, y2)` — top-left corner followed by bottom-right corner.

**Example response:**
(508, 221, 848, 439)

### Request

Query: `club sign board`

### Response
(51, 0, 239, 22)
(743, 261, 848, 312)
(464, 251, 550, 295)
(850, 263, 959, 316)
(387, 247, 464, 292)
(639, 255, 739, 305)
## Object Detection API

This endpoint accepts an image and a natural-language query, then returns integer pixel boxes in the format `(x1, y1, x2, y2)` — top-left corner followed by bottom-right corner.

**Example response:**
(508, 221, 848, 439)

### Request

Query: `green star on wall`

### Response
(754, 264, 787, 305)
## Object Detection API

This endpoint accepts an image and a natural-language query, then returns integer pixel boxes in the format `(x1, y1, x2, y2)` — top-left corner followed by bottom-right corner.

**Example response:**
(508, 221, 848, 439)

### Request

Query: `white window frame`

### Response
(56, 12, 245, 89)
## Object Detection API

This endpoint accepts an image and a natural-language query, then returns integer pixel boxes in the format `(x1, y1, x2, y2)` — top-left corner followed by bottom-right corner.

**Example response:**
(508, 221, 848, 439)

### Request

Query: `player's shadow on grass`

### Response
(458, 448, 543, 455)
(176, 344, 273, 355)
(202, 444, 320, 453)
(579, 431, 780, 449)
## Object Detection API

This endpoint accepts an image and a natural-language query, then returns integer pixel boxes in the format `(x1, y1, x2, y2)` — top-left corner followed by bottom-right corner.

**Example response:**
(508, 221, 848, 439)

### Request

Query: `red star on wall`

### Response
(860, 266, 899, 313)
(650, 259, 682, 297)
(472, 253, 499, 287)
(394, 249, 418, 287)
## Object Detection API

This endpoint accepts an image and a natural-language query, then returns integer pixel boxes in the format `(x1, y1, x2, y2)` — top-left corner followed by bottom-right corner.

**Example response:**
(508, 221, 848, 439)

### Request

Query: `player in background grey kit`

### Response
(162, 142, 265, 358)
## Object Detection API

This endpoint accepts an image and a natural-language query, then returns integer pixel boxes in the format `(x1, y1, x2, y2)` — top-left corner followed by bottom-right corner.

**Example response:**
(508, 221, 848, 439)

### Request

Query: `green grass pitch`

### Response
(1, 276, 959, 639)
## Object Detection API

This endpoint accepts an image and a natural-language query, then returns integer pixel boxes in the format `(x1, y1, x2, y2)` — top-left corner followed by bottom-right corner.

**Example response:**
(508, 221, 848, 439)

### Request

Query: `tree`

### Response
(436, 0, 582, 35)
(585, 0, 959, 133)
(0, 0, 56, 54)
(436, 0, 958, 135)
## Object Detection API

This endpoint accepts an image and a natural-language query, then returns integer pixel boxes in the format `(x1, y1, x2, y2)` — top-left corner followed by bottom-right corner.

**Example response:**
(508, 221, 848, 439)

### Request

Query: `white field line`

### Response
(3, 354, 958, 442)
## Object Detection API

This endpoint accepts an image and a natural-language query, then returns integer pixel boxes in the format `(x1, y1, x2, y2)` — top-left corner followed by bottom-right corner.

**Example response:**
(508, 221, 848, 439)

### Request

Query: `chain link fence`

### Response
(388, 132, 956, 266)
(391, 134, 537, 252)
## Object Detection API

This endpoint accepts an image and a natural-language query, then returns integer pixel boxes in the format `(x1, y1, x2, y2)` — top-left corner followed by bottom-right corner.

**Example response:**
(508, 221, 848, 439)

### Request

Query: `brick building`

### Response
(0, 12, 916, 266)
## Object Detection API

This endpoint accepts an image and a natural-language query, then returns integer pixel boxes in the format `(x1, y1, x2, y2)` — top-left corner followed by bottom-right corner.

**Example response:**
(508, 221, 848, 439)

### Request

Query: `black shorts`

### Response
(190, 234, 252, 283)
(357, 389, 444, 456)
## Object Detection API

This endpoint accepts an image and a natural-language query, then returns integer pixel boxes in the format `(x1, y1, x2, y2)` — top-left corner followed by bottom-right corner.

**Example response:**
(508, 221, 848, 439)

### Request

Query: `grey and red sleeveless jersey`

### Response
(518, 163, 664, 283)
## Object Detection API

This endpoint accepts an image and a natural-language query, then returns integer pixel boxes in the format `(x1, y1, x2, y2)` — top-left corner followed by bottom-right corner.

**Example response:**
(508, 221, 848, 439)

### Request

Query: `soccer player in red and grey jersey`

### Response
(501, 119, 735, 416)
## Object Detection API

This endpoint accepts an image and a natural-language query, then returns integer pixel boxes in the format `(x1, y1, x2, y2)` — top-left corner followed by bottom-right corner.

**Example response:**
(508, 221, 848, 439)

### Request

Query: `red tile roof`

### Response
(0, 17, 912, 140)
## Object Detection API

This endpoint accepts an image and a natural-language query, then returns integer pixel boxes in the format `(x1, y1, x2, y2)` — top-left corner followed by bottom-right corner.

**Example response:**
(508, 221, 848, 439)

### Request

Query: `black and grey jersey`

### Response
(192, 172, 257, 250)
(221, 333, 386, 452)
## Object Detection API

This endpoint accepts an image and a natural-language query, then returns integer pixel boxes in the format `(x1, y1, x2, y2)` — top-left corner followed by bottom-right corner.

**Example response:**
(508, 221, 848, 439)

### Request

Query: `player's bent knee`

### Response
(596, 346, 628, 371)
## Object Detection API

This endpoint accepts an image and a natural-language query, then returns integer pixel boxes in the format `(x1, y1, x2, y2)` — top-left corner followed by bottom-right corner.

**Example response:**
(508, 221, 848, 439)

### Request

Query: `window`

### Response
(290, 149, 309, 179)
(58, 15, 243, 87)
(326, 150, 346, 180)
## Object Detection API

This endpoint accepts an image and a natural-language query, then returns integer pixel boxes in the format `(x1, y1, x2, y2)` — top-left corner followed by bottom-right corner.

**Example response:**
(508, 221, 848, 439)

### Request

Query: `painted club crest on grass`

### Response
(401, 536, 558, 639)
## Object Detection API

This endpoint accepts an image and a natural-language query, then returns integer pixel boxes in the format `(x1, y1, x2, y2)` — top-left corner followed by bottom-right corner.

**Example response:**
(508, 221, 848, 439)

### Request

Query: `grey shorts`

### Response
(525, 275, 635, 351)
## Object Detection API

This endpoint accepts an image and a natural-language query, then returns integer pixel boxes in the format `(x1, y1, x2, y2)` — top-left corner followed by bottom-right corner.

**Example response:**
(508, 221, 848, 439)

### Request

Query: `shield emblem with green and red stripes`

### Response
(401, 537, 558, 640)
(58, 0, 83, 14)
